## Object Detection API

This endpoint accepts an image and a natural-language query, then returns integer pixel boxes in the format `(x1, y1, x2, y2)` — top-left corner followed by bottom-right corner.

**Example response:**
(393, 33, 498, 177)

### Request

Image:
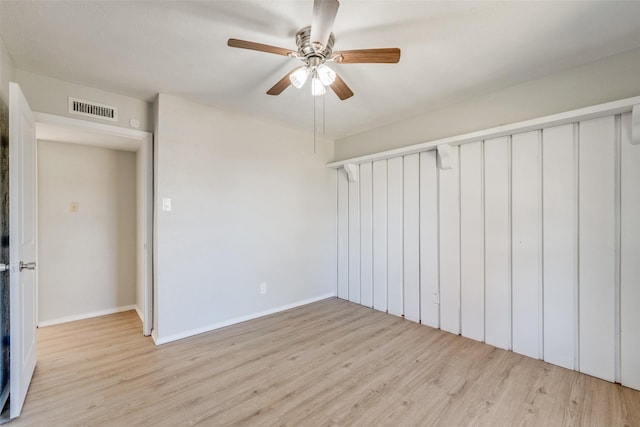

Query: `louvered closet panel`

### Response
(348, 171, 361, 303)
(359, 162, 374, 308)
(621, 112, 640, 391)
(403, 154, 420, 323)
(460, 141, 485, 342)
(438, 146, 461, 335)
(337, 168, 349, 300)
(542, 124, 577, 370)
(579, 116, 616, 382)
(372, 160, 388, 312)
(419, 151, 439, 328)
(511, 131, 542, 359)
(483, 137, 511, 350)
(387, 157, 404, 317)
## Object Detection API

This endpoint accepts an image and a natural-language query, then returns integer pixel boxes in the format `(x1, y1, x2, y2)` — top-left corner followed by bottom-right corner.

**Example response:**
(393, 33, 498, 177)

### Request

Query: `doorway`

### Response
(34, 113, 152, 335)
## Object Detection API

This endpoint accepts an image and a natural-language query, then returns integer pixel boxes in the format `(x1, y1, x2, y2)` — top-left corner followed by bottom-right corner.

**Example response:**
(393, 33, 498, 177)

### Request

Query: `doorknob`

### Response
(19, 262, 36, 271)
(0, 264, 8, 272)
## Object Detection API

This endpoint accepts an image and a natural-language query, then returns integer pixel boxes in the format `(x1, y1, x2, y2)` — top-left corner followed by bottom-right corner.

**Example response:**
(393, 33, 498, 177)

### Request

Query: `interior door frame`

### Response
(34, 112, 154, 336)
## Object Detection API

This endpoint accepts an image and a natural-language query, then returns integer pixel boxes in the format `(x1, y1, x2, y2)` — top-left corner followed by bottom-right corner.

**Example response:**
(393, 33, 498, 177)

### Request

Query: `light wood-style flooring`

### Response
(11, 298, 640, 426)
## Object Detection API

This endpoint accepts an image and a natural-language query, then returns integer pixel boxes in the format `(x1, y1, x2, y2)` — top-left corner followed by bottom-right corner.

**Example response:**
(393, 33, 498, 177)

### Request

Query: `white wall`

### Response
(154, 94, 336, 343)
(0, 36, 15, 105)
(37, 140, 137, 324)
(15, 69, 152, 132)
(335, 48, 640, 160)
(336, 111, 640, 390)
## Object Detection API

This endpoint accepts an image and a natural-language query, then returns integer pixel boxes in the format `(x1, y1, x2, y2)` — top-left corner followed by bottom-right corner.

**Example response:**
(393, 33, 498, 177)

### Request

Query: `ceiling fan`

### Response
(227, 0, 401, 100)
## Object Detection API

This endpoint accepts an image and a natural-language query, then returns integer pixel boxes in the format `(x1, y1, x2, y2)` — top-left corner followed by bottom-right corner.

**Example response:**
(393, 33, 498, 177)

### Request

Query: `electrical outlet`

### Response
(260, 283, 267, 295)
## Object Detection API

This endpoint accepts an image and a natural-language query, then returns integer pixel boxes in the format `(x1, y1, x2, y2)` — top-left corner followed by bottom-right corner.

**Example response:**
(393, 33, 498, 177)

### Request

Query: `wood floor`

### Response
(11, 298, 640, 426)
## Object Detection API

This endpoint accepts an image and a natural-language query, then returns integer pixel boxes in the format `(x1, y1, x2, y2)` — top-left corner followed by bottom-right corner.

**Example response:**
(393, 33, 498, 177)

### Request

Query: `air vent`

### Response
(68, 97, 118, 121)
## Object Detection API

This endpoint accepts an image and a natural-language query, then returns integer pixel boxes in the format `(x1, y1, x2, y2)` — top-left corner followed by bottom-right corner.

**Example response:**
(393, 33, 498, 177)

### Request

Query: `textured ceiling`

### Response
(2, 1, 640, 139)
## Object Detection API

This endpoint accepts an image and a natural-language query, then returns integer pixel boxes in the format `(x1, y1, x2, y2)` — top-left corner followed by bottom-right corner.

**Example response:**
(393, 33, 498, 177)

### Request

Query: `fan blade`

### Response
(330, 73, 354, 100)
(266, 67, 303, 96)
(227, 38, 294, 57)
(333, 48, 401, 64)
(310, 0, 340, 51)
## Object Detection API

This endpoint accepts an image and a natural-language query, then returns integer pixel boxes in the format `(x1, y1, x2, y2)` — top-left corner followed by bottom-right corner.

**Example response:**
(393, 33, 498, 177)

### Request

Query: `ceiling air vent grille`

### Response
(68, 97, 118, 122)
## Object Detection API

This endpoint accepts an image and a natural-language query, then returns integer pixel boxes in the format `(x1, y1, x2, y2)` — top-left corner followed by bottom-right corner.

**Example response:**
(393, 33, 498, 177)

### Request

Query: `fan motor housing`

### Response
(296, 26, 335, 62)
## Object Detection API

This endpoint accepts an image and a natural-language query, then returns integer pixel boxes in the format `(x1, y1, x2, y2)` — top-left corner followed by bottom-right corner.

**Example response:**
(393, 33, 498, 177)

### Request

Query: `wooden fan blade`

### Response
(267, 67, 303, 96)
(333, 48, 401, 64)
(227, 38, 294, 57)
(330, 73, 354, 100)
(310, 0, 340, 51)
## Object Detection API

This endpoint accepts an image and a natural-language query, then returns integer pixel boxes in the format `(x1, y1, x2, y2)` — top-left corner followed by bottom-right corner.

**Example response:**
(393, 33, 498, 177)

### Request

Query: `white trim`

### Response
(632, 105, 640, 145)
(35, 112, 147, 141)
(34, 112, 154, 338)
(135, 305, 143, 322)
(327, 96, 640, 168)
(154, 294, 336, 345)
(37, 305, 137, 328)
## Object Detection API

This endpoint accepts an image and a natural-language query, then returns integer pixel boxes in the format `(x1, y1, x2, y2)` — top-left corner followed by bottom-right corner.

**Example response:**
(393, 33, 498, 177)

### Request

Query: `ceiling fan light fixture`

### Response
(317, 64, 336, 86)
(290, 67, 310, 89)
(311, 76, 326, 96)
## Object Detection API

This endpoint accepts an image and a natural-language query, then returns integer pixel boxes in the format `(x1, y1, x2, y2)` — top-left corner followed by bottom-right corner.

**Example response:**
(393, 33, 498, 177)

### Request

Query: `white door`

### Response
(9, 82, 37, 419)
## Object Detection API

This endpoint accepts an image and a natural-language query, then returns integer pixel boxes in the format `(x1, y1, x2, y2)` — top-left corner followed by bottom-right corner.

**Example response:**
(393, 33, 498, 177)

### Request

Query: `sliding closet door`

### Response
(511, 131, 542, 359)
(403, 155, 420, 323)
(460, 142, 484, 342)
(484, 137, 511, 350)
(387, 157, 403, 317)
(359, 162, 374, 308)
(438, 146, 460, 335)
(621, 112, 640, 390)
(579, 116, 616, 382)
(419, 151, 439, 328)
(372, 160, 388, 312)
(348, 168, 360, 304)
(337, 169, 349, 300)
(542, 124, 577, 370)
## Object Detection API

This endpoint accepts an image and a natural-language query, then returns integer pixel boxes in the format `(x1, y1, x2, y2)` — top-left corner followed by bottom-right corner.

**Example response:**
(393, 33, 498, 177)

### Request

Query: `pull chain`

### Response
(313, 94, 317, 154)
(323, 94, 326, 136)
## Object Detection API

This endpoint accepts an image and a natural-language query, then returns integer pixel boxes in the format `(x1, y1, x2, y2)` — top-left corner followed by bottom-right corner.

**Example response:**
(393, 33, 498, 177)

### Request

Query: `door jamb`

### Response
(33, 112, 154, 336)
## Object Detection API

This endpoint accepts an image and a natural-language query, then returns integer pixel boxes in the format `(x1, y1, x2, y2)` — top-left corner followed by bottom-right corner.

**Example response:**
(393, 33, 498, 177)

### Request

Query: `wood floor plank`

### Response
(9, 298, 640, 426)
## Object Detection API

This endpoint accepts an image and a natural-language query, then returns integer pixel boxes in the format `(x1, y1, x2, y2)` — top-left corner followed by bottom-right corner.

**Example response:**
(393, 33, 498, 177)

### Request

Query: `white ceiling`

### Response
(2, 1, 640, 139)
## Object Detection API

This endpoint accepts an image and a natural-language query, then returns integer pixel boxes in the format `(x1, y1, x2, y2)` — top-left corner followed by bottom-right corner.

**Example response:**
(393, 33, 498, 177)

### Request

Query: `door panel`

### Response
(9, 82, 37, 419)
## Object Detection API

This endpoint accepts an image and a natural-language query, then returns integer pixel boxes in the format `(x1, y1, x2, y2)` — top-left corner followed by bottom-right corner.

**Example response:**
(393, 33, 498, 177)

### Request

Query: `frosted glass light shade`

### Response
(311, 77, 326, 96)
(290, 67, 309, 89)
(317, 64, 336, 86)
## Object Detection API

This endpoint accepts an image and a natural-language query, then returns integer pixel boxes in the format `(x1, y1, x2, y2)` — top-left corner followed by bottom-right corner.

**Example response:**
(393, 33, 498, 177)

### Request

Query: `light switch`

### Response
(70, 202, 79, 213)
(162, 197, 172, 212)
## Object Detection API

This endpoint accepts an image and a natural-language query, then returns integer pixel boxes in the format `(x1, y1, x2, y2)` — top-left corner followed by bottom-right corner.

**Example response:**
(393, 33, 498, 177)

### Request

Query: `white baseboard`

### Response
(38, 305, 138, 328)
(154, 293, 336, 345)
(134, 305, 143, 321)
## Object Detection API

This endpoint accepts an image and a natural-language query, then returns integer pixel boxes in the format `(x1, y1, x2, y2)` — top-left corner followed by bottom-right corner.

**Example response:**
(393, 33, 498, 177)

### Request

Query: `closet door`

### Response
(419, 151, 439, 328)
(511, 131, 542, 359)
(460, 142, 484, 342)
(579, 116, 616, 382)
(542, 124, 577, 370)
(484, 137, 511, 350)
(360, 163, 373, 308)
(337, 168, 349, 300)
(387, 157, 403, 317)
(372, 160, 388, 312)
(621, 112, 640, 390)
(438, 146, 460, 334)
